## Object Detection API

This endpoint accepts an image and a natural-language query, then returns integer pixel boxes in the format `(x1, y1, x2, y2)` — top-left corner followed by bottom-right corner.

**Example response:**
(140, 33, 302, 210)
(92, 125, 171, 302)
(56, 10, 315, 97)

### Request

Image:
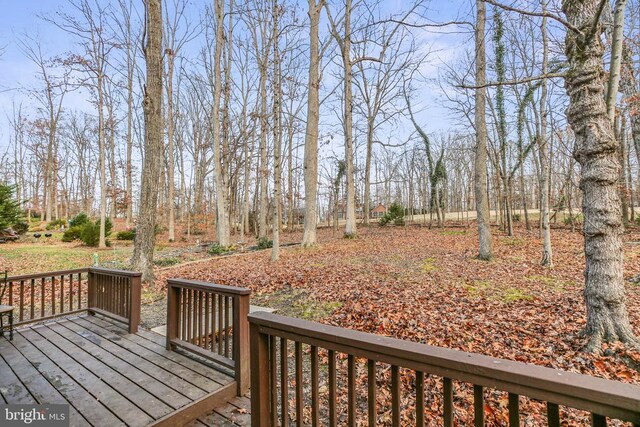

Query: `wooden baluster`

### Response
(60, 275, 64, 314)
(508, 393, 520, 427)
(7, 281, 12, 306)
(204, 292, 210, 349)
(181, 288, 187, 341)
(30, 279, 35, 321)
(19, 280, 24, 322)
(222, 296, 228, 357)
(391, 365, 400, 427)
(193, 289, 199, 344)
(218, 294, 224, 354)
(188, 288, 194, 343)
(199, 290, 204, 345)
(77, 274, 82, 310)
(311, 345, 319, 427)
(41, 278, 45, 317)
(195, 290, 201, 346)
(474, 385, 484, 427)
(280, 338, 289, 427)
(52, 276, 57, 315)
(368, 360, 377, 427)
(295, 341, 303, 427)
(416, 371, 425, 427)
(443, 378, 453, 427)
(547, 403, 560, 427)
(328, 349, 337, 427)
(348, 354, 356, 427)
(68, 275, 73, 312)
(269, 335, 277, 427)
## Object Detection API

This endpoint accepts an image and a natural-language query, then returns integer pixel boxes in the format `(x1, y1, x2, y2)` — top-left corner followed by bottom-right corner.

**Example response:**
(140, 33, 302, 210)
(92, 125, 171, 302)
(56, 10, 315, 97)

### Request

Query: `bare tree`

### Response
(474, 0, 492, 260)
(301, 0, 325, 247)
(132, 0, 163, 282)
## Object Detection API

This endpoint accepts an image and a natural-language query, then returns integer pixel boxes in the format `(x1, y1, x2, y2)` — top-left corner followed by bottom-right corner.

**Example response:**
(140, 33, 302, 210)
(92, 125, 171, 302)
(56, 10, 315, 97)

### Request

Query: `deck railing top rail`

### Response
(6, 268, 89, 282)
(249, 311, 640, 425)
(166, 278, 251, 296)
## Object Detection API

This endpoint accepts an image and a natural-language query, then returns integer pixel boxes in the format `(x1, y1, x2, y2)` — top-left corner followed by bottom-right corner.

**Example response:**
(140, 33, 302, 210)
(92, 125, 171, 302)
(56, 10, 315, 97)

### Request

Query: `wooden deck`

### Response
(0, 314, 236, 427)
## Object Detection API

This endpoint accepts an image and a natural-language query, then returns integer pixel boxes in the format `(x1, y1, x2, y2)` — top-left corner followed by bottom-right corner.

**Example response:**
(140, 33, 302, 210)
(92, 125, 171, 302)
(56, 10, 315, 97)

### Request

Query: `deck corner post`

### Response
(166, 281, 179, 351)
(250, 319, 271, 427)
(234, 291, 251, 396)
(128, 273, 142, 334)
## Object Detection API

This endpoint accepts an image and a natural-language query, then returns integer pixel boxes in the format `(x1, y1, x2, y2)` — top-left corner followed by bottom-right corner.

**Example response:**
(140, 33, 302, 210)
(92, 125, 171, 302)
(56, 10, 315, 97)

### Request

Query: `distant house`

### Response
(370, 204, 387, 219)
(330, 201, 363, 220)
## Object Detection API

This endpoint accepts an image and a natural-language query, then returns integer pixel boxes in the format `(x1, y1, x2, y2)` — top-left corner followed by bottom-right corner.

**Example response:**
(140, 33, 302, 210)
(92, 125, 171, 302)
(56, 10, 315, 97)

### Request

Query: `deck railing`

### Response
(166, 278, 250, 396)
(249, 311, 640, 427)
(87, 267, 142, 333)
(2, 267, 141, 332)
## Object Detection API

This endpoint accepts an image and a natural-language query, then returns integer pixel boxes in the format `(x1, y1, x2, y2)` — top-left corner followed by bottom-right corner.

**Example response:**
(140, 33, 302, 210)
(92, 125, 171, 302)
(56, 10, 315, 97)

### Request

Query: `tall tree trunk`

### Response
(539, 1, 552, 266)
(98, 74, 107, 249)
(301, 0, 324, 247)
(562, 0, 638, 351)
(166, 50, 176, 241)
(132, 0, 163, 283)
(342, 0, 356, 238)
(213, 0, 230, 247)
(474, 0, 492, 260)
(363, 117, 374, 225)
(271, 0, 282, 262)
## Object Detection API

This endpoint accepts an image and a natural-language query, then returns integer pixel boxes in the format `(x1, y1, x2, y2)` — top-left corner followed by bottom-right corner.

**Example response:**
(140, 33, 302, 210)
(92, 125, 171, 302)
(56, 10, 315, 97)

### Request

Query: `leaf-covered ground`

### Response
(159, 225, 640, 425)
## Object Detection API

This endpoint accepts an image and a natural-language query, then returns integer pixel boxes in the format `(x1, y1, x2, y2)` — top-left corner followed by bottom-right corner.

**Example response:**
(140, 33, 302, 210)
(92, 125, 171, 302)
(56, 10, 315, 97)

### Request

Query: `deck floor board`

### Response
(0, 314, 234, 427)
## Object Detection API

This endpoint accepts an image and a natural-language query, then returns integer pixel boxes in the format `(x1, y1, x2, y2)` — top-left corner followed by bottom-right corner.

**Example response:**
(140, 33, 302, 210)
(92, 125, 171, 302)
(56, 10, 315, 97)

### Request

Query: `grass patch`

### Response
(463, 280, 533, 303)
(525, 275, 574, 291)
(253, 287, 342, 321)
(503, 237, 525, 247)
(441, 230, 466, 236)
(421, 257, 438, 273)
(501, 287, 534, 302)
(153, 257, 180, 267)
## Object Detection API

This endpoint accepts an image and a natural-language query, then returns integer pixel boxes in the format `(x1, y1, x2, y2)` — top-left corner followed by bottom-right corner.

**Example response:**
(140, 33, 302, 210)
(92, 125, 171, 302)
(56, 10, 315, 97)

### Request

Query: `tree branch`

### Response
(458, 72, 566, 89)
(483, 0, 583, 35)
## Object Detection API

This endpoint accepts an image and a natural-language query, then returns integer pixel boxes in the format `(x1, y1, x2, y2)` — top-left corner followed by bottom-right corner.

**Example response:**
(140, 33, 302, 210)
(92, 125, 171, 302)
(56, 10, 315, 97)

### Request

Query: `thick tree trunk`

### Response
(562, 0, 638, 351)
(474, 0, 492, 260)
(213, 0, 230, 247)
(301, 0, 324, 247)
(132, 0, 163, 283)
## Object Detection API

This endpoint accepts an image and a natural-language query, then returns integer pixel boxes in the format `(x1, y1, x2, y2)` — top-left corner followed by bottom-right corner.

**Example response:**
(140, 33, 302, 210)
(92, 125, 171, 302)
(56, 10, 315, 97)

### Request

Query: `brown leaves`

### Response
(158, 225, 640, 425)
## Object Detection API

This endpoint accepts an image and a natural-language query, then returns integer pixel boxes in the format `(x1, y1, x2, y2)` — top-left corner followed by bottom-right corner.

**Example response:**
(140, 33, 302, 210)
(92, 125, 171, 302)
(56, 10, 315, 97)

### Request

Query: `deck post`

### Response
(233, 292, 251, 396)
(250, 321, 271, 427)
(166, 282, 180, 351)
(128, 272, 142, 333)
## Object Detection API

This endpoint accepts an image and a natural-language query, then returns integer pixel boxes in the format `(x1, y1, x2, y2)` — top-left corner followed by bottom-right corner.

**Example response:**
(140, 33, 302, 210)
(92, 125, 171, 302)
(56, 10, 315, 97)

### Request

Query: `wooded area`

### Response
(1, 0, 640, 355)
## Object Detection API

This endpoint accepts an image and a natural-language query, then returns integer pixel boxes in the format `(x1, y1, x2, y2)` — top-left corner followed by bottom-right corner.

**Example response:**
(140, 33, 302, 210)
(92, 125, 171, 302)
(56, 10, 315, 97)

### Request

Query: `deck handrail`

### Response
(2, 267, 141, 332)
(166, 278, 250, 396)
(249, 311, 640, 426)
